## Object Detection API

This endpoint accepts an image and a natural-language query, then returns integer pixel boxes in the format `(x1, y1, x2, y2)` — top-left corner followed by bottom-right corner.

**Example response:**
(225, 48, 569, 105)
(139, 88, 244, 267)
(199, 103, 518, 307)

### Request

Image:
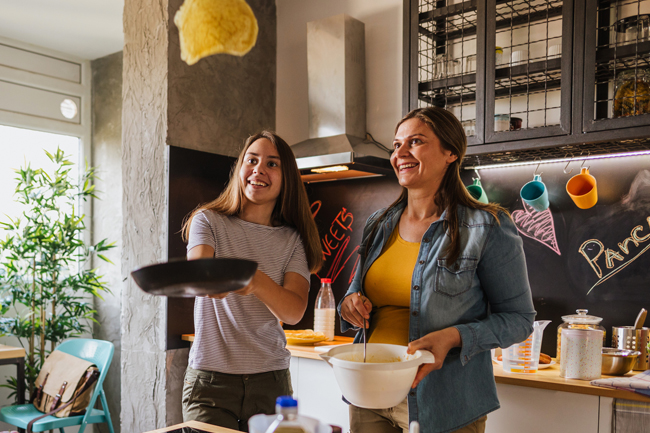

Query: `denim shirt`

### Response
(338, 202, 535, 433)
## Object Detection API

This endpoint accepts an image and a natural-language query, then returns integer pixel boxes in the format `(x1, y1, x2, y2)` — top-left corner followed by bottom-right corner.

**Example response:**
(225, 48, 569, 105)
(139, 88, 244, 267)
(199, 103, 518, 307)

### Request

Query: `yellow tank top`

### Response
(364, 225, 420, 346)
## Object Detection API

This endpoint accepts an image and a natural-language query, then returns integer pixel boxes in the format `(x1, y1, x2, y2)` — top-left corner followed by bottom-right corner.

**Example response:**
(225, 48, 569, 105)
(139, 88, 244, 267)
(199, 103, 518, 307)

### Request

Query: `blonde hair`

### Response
(182, 131, 323, 273)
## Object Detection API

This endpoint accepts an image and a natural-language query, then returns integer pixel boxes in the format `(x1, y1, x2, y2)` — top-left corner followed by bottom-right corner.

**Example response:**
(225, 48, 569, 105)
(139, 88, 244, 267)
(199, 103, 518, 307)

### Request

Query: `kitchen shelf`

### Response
(419, 0, 477, 23)
(419, 58, 562, 92)
(419, 59, 562, 107)
(596, 41, 650, 63)
(418, 1, 562, 40)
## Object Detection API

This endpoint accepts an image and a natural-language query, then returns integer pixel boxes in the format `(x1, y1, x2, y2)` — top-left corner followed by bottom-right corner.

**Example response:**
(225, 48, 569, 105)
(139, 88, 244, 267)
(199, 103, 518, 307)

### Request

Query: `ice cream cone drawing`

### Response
(512, 202, 561, 255)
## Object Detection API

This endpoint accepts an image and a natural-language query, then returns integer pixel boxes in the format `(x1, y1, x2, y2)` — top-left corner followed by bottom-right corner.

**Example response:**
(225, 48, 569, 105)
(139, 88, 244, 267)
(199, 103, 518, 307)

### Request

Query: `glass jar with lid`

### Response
(613, 69, 650, 118)
(556, 309, 606, 361)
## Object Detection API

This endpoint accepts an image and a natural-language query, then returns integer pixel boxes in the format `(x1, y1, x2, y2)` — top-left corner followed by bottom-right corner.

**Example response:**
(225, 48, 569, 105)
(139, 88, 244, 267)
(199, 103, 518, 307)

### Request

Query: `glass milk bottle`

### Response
(265, 396, 309, 433)
(314, 278, 335, 341)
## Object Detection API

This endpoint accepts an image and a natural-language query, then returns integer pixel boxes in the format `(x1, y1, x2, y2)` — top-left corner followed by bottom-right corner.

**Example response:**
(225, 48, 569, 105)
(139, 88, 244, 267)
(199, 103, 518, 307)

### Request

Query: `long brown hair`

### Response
(182, 131, 323, 273)
(366, 107, 508, 266)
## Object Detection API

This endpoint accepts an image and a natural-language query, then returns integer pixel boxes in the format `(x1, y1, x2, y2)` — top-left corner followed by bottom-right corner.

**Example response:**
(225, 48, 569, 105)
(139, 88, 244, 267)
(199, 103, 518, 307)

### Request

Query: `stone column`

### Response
(121, 0, 276, 431)
(92, 50, 124, 433)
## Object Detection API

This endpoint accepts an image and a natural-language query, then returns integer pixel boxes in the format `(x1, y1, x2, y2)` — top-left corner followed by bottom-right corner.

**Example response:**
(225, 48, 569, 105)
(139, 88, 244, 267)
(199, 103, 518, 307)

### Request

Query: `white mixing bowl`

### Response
(319, 343, 435, 409)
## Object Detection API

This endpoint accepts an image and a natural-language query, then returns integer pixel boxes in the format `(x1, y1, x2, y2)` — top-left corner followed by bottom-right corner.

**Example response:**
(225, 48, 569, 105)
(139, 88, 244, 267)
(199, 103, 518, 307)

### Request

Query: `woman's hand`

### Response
(407, 327, 461, 388)
(340, 292, 372, 329)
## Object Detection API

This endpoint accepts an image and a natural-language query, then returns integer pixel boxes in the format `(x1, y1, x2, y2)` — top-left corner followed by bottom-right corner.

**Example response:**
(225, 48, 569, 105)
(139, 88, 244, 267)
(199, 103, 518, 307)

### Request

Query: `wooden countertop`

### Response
(181, 334, 650, 403)
(144, 420, 238, 433)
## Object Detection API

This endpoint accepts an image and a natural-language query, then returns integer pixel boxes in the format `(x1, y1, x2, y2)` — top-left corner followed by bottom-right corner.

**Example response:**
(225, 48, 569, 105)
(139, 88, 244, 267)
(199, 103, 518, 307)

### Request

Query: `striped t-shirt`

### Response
(186, 210, 311, 374)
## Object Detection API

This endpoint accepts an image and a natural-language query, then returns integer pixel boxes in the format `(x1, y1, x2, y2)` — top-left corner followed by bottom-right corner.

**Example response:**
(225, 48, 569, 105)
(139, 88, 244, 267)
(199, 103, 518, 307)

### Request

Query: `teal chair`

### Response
(0, 338, 115, 433)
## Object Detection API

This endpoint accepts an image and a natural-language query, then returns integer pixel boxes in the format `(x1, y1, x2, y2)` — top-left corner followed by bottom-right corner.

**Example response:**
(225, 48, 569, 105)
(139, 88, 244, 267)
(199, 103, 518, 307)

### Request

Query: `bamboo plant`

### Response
(0, 148, 114, 401)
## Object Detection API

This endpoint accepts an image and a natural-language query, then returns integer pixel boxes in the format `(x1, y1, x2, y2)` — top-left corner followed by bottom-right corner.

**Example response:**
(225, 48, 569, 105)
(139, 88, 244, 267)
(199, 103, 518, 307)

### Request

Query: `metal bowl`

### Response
(601, 348, 641, 375)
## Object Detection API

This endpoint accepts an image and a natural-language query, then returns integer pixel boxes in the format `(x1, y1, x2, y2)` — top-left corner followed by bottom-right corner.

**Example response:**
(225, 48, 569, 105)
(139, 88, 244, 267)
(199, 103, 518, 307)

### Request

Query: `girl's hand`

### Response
(407, 327, 461, 388)
(340, 292, 372, 329)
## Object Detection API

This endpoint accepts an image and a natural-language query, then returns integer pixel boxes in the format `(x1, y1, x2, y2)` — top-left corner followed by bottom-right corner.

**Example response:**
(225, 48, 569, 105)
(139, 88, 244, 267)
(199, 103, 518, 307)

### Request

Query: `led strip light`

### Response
(464, 150, 650, 171)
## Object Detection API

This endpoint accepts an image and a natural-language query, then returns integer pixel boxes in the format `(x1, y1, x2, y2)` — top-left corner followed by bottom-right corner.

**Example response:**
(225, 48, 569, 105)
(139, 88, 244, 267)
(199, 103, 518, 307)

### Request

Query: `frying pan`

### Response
(131, 258, 258, 297)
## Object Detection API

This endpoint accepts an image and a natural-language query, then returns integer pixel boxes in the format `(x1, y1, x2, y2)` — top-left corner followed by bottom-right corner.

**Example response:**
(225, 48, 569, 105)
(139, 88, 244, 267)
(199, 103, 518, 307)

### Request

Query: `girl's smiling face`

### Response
(240, 138, 283, 207)
(390, 118, 458, 190)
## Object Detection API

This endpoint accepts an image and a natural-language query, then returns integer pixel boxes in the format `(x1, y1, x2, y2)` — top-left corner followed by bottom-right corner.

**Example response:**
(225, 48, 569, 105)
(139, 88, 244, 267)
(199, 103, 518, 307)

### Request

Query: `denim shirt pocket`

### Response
(434, 256, 478, 297)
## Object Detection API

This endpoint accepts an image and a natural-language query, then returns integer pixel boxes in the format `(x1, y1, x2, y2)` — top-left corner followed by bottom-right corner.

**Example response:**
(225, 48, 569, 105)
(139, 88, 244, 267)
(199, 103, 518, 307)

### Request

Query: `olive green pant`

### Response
(349, 399, 487, 433)
(182, 366, 293, 432)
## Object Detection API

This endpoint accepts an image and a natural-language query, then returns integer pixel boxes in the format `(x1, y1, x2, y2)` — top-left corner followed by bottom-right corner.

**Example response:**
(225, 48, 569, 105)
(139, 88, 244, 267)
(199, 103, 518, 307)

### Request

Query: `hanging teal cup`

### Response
(520, 174, 549, 212)
(466, 178, 488, 204)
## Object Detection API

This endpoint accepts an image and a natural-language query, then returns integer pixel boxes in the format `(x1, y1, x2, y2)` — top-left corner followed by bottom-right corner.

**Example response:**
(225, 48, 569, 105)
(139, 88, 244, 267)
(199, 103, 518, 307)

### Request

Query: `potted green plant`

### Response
(0, 148, 114, 401)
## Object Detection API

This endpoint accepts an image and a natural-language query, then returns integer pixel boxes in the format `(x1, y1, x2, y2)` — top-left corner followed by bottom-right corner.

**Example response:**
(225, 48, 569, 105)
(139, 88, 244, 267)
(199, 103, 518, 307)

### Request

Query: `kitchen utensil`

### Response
(249, 413, 331, 433)
(319, 343, 435, 409)
(495, 46, 504, 65)
(434, 54, 460, 79)
(494, 114, 510, 132)
(363, 317, 367, 363)
(556, 309, 606, 361)
(520, 174, 550, 212)
(614, 14, 650, 45)
(466, 178, 489, 204)
(130, 258, 258, 297)
(461, 119, 476, 136)
(511, 49, 528, 66)
(464, 54, 476, 73)
(601, 348, 641, 376)
(635, 308, 647, 329)
(547, 44, 562, 59)
(560, 328, 604, 380)
(502, 320, 550, 374)
(566, 167, 598, 209)
(509, 116, 522, 130)
(613, 326, 650, 370)
(613, 69, 650, 118)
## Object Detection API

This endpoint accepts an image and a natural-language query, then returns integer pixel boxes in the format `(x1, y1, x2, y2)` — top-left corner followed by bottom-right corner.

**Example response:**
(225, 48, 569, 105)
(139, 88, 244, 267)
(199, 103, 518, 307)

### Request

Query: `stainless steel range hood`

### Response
(292, 14, 392, 183)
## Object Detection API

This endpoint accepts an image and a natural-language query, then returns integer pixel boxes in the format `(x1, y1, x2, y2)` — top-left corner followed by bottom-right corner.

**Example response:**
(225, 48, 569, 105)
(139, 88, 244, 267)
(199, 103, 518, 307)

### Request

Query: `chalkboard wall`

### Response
(168, 145, 650, 357)
(290, 155, 650, 357)
(463, 154, 650, 356)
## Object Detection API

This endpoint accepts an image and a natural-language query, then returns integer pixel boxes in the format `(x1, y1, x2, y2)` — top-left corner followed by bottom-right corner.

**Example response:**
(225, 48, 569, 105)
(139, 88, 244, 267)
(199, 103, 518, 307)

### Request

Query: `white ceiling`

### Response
(0, 0, 124, 61)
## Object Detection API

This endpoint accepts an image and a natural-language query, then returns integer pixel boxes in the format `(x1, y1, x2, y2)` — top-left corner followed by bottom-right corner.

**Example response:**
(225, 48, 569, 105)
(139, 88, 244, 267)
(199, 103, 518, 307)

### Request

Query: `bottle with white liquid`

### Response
(314, 278, 335, 341)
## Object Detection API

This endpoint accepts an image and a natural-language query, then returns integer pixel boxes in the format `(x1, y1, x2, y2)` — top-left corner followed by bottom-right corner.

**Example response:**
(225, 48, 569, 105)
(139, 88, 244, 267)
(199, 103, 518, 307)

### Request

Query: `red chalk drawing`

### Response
(512, 202, 561, 256)
(311, 201, 361, 284)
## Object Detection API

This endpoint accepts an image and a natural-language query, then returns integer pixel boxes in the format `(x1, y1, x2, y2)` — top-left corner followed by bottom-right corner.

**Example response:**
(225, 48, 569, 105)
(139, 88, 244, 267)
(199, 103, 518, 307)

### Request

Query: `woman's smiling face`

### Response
(240, 138, 283, 206)
(390, 118, 458, 190)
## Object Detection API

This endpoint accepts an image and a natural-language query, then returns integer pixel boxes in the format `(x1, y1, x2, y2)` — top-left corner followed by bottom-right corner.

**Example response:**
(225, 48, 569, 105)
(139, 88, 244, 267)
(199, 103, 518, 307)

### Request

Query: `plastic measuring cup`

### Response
(502, 320, 551, 374)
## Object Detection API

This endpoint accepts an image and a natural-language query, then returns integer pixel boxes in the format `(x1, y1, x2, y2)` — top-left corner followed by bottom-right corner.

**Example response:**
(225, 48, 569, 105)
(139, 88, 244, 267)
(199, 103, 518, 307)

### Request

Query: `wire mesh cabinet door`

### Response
(485, 0, 574, 144)
(409, 0, 487, 146)
(583, 0, 650, 132)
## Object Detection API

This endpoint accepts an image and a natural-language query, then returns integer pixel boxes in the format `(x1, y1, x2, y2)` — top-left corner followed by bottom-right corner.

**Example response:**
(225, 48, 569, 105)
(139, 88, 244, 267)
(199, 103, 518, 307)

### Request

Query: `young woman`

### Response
(339, 108, 536, 433)
(181, 131, 322, 431)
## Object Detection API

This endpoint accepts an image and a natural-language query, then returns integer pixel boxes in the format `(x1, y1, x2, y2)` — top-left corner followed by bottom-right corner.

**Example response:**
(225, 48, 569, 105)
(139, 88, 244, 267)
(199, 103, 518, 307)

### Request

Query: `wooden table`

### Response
(144, 420, 239, 433)
(0, 345, 26, 433)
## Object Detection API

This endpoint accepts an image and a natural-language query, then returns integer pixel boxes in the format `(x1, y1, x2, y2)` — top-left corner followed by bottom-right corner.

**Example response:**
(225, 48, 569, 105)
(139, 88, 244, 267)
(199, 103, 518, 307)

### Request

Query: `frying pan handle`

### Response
(416, 350, 435, 365)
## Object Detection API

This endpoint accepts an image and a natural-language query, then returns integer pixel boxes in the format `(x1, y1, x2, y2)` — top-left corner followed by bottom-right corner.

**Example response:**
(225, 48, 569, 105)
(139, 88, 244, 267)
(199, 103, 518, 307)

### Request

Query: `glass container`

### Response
(614, 14, 650, 46)
(461, 119, 476, 136)
(556, 309, 606, 361)
(494, 114, 510, 132)
(613, 69, 650, 118)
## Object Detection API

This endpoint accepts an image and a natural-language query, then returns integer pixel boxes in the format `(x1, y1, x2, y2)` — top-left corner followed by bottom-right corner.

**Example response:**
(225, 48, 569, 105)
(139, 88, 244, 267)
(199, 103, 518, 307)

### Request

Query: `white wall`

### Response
(276, 0, 403, 148)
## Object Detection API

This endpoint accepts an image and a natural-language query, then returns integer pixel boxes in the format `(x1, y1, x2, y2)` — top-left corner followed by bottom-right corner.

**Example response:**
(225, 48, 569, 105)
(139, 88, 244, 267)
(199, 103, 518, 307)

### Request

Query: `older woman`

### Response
(339, 107, 535, 433)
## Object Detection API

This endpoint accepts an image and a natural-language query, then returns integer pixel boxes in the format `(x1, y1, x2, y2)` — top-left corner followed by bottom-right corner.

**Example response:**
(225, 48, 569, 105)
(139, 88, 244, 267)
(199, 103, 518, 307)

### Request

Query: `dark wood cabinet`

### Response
(404, 0, 650, 162)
